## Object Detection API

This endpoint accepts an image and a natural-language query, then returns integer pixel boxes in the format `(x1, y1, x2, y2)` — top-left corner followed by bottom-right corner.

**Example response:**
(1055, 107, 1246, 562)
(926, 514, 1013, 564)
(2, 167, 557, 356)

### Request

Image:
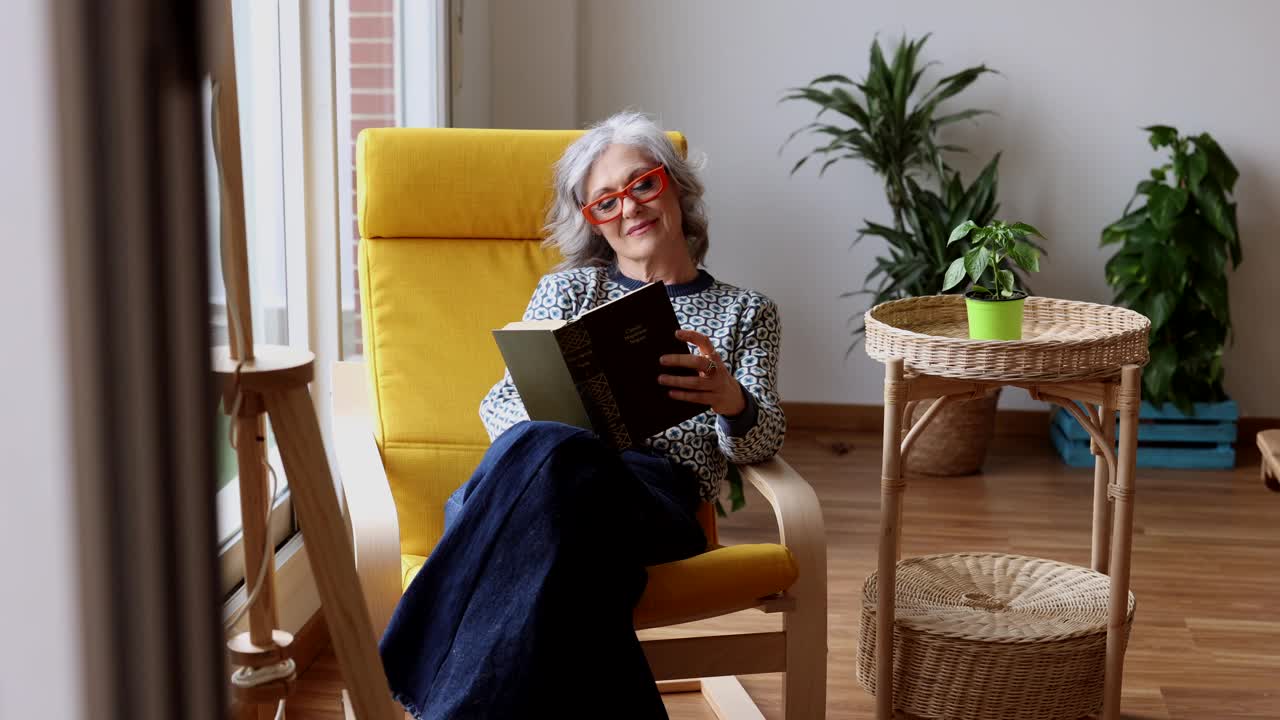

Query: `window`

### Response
(338, 0, 449, 360)
(208, 0, 449, 600)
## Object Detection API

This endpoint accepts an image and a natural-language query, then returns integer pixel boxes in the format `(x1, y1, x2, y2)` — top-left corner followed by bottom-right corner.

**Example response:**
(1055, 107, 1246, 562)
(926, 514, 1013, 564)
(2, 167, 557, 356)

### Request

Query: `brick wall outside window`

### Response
(347, 0, 398, 355)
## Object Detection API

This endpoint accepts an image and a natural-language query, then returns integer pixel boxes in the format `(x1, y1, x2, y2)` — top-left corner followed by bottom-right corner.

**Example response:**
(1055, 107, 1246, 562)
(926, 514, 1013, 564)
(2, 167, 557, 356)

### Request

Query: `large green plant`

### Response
(781, 34, 1008, 343)
(1101, 126, 1241, 413)
(781, 34, 994, 233)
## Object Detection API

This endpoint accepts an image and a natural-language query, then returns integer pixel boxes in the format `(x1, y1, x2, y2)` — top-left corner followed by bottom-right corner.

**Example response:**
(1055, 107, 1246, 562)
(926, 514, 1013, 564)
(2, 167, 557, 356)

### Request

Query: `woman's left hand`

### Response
(658, 329, 746, 417)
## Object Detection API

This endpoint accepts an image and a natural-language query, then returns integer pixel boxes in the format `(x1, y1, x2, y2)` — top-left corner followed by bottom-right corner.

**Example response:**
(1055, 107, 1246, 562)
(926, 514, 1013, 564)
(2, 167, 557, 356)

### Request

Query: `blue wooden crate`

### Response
(1050, 399, 1237, 470)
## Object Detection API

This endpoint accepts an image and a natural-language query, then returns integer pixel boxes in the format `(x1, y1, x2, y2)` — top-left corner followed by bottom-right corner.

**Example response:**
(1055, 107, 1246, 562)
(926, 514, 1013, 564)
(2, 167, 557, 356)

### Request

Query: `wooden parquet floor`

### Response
(285, 428, 1280, 719)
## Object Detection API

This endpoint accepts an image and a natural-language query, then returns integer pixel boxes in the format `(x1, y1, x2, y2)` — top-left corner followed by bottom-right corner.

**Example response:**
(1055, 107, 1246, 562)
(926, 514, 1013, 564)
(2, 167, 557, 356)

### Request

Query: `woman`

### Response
(379, 111, 786, 719)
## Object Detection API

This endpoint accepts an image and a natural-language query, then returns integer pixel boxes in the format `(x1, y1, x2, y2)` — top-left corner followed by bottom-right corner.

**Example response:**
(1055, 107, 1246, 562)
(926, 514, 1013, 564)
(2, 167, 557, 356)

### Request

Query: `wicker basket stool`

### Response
(857, 553, 1137, 720)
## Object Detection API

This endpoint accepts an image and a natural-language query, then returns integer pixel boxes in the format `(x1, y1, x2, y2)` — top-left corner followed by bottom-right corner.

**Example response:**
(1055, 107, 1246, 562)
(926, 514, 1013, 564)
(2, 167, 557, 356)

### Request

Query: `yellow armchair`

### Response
(334, 127, 827, 718)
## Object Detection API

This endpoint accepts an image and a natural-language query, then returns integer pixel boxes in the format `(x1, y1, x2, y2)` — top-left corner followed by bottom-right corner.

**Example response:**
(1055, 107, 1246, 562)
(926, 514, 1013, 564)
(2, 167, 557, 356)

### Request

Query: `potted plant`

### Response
(943, 219, 1044, 340)
(781, 34, 1014, 475)
(780, 34, 998, 339)
(1051, 125, 1242, 471)
(1100, 125, 1240, 415)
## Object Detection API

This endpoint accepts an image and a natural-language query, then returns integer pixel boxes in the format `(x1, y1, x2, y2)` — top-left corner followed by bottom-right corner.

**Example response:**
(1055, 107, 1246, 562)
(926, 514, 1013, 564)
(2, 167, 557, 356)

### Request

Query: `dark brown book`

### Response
(492, 281, 701, 450)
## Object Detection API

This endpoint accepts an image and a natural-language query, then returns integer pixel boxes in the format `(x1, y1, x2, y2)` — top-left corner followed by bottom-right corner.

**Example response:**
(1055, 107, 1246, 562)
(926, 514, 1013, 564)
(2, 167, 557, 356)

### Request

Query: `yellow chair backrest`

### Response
(356, 127, 688, 558)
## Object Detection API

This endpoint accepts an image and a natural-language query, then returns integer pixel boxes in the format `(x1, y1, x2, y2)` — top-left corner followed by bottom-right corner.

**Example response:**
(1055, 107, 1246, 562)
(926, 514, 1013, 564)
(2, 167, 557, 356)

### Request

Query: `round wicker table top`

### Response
(864, 295, 1150, 383)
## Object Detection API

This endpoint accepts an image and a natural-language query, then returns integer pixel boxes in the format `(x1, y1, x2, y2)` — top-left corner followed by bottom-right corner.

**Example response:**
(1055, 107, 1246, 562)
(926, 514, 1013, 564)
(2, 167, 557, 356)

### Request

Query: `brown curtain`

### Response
(53, 1, 225, 718)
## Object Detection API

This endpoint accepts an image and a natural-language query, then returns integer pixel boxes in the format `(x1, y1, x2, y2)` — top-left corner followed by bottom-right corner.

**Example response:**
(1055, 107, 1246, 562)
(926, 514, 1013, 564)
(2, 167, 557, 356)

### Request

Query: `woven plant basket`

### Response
(857, 553, 1136, 720)
(904, 388, 1001, 476)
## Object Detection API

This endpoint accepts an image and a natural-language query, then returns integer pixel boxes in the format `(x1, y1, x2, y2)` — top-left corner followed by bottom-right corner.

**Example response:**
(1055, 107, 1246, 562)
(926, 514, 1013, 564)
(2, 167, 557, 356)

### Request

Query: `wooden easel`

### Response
(210, 2, 399, 718)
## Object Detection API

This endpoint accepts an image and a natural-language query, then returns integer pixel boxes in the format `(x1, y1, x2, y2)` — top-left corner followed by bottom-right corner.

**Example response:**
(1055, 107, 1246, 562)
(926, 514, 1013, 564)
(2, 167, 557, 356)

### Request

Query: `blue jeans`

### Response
(379, 421, 707, 719)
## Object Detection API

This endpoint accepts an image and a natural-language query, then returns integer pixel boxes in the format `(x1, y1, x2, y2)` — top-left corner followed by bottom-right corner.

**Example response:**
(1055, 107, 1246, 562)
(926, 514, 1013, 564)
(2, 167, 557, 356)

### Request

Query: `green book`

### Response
(492, 281, 701, 450)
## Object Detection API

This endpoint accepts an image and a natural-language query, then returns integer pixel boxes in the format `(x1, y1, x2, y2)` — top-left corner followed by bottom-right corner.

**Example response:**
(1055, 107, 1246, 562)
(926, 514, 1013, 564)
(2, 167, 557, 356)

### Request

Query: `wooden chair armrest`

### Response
(333, 361, 403, 637)
(1260, 430, 1280, 492)
(738, 456, 827, 609)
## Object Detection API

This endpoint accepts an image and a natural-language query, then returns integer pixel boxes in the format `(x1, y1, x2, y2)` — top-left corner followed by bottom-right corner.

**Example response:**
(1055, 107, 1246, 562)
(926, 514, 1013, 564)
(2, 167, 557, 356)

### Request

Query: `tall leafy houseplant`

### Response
(781, 35, 1013, 477)
(1101, 126, 1241, 413)
(781, 34, 994, 234)
(780, 34, 1001, 342)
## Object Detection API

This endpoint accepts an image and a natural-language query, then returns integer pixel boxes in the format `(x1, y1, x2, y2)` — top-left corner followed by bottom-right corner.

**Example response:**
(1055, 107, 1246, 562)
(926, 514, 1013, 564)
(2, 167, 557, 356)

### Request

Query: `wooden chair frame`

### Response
(332, 361, 828, 718)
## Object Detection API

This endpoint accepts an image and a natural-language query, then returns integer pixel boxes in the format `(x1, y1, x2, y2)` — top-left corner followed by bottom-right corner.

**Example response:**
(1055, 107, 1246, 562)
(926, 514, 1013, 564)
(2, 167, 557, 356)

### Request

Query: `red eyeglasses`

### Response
(580, 165, 669, 225)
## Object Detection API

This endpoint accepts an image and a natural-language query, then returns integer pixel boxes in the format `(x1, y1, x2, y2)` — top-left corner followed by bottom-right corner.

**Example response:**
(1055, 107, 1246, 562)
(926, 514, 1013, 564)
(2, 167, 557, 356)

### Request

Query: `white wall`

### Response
(493, 0, 1280, 415)
(451, 0, 494, 128)
(0, 3, 85, 720)
(492, 0, 578, 129)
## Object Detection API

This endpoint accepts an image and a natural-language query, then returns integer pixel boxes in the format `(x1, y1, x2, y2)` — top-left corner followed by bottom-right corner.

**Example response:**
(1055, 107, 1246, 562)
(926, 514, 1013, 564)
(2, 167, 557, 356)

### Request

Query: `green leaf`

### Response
(1144, 125, 1178, 149)
(1133, 180, 1158, 198)
(933, 108, 993, 126)
(1172, 151, 1187, 184)
(1008, 243, 1040, 273)
(809, 73, 855, 84)
(1145, 344, 1178, 402)
(829, 86, 870, 126)
(857, 220, 915, 248)
(1008, 222, 1045, 239)
(1189, 181, 1239, 257)
(1113, 283, 1145, 308)
(780, 87, 835, 112)
(1102, 208, 1148, 246)
(964, 245, 990, 282)
(1144, 291, 1176, 332)
(942, 257, 967, 291)
(950, 155, 999, 227)
(1186, 149, 1209, 189)
(882, 264, 928, 297)
(971, 284, 988, 294)
(868, 38, 892, 94)
(997, 268, 1015, 295)
(726, 464, 746, 512)
(1191, 133, 1239, 192)
(948, 219, 977, 245)
(1147, 184, 1189, 230)
(1194, 277, 1230, 325)
(920, 65, 996, 109)
(1105, 254, 1144, 285)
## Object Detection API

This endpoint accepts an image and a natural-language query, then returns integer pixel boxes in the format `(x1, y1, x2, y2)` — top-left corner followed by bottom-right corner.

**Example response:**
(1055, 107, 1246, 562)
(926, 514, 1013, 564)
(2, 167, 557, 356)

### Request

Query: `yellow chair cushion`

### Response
(400, 543, 799, 628)
(360, 236, 559, 556)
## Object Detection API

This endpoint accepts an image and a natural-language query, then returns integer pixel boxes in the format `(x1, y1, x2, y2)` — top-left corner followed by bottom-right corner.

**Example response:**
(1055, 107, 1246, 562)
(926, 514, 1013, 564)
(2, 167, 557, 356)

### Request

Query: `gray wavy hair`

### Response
(544, 111, 709, 270)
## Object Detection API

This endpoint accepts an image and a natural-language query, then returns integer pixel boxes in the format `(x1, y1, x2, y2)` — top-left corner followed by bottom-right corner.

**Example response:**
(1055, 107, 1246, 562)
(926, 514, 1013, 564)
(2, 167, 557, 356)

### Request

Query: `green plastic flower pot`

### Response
(965, 291, 1026, 340)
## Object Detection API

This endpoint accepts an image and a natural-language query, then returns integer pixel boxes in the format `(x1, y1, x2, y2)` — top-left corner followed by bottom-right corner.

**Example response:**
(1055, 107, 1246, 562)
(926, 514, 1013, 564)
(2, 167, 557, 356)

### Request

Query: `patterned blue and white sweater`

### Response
(479, 265, 786, 503)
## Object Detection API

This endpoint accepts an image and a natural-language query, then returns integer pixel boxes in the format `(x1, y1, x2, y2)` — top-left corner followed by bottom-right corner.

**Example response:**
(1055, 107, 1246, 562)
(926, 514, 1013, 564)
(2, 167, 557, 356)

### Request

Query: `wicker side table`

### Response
(862, 295, 1151, 720)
